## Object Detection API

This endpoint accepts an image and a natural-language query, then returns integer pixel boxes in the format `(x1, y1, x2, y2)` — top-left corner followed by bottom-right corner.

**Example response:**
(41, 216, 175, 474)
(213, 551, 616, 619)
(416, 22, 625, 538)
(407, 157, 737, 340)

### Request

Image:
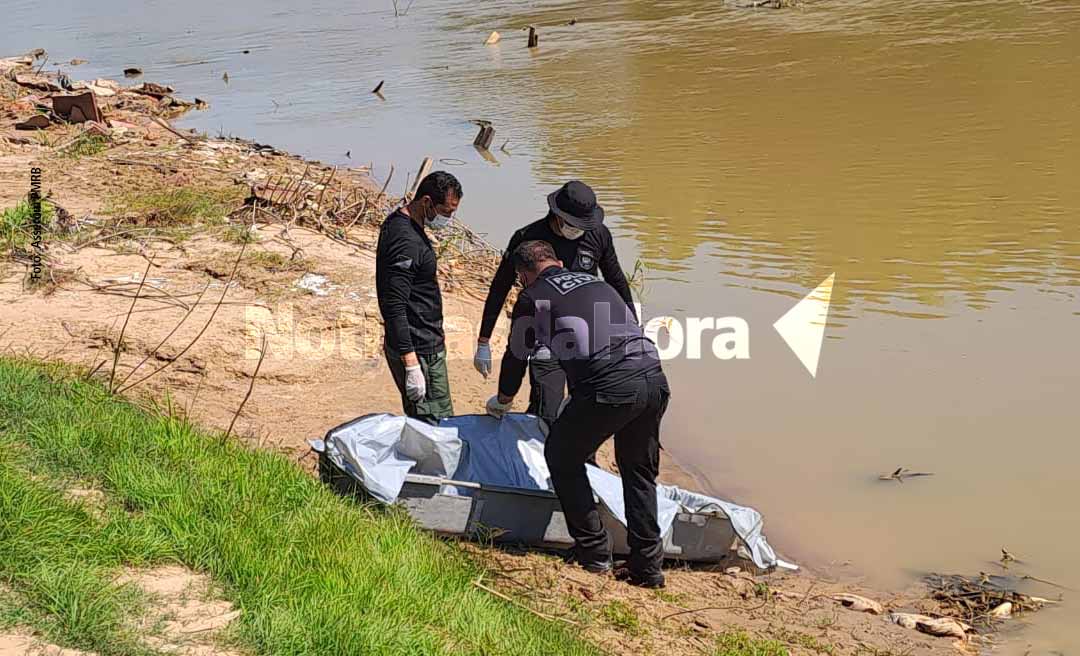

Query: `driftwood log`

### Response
(406, 157, 434, 201)
(472, 121, 495, 149)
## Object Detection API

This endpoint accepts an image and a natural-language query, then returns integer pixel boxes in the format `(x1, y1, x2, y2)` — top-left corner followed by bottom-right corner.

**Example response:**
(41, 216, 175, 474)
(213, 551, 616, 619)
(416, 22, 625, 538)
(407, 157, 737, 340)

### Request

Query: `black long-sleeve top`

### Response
(375, 210, 444, 355)
(498, 267, 662, 399)
(479, 217, 637, 339)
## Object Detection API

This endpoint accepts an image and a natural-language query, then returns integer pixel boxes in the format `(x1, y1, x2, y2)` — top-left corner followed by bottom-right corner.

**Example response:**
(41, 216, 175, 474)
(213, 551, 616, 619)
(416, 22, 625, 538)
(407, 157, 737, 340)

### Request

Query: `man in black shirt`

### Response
(474, 180, 638, 425)
(486, 240, 670, 588)
(375, 171, 462, 425)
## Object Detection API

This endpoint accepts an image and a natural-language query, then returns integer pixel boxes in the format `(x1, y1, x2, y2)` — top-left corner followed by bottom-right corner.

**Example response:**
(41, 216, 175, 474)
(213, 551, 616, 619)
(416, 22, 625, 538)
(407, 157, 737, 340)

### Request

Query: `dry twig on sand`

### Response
(109, 256, 154, 392)
(472, 576, 579, 626)
(115, 280, 212, 389)
(225, 332, 267, 441)
(660, 598, 770, 621)
(116, 239, 248, 395)
(151, 116, 201, 143)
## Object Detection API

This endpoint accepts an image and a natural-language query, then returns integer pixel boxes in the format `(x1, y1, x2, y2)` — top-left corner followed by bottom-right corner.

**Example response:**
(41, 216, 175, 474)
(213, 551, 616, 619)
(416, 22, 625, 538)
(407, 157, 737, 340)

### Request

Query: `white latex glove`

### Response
(404, 364, 426, 402)
(486, 394, 512, 419)
(474, 341, 492, 378)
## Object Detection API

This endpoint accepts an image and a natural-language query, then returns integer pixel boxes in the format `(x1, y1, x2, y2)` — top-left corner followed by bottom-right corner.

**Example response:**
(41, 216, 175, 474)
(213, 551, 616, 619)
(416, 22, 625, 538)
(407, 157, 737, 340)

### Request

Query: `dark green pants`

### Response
(384, 345, 454, 425)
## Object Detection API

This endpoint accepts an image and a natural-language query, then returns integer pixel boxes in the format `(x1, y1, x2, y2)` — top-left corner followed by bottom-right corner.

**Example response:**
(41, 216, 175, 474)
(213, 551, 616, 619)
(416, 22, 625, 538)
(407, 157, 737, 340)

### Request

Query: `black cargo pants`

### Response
(544, 371, 670, 575)
(527, 352, 565, 425)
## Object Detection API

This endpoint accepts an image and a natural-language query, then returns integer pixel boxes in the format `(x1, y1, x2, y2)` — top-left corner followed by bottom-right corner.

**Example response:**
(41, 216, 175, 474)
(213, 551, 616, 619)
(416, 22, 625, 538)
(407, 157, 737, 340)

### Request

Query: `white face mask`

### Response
(426, 199, 452, 230)
(559, 220, 585, 240)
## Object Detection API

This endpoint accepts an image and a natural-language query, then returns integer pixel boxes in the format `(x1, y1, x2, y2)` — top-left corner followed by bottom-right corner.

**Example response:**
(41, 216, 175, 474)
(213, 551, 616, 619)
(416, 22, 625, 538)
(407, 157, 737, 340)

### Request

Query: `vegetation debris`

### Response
(926, 573, 1058, 630)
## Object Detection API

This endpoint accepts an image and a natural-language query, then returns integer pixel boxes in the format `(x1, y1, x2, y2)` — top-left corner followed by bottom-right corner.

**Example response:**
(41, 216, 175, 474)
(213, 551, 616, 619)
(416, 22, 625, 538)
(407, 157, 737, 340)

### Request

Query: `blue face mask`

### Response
(426, 198, 452, 229)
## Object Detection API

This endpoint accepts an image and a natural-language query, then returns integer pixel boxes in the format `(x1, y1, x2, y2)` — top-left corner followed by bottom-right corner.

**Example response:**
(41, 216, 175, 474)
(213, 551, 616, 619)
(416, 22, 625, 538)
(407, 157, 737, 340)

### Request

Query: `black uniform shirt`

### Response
(375, 209, 444, 355)
(479, 217, 637, 339)
(498, 267, 662, 399)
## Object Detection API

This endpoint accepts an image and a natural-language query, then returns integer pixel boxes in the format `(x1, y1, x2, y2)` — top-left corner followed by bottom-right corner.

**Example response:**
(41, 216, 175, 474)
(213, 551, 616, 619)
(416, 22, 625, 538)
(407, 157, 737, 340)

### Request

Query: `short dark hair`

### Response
(512, 240, 557, 274)
(415, 171, 462, 205)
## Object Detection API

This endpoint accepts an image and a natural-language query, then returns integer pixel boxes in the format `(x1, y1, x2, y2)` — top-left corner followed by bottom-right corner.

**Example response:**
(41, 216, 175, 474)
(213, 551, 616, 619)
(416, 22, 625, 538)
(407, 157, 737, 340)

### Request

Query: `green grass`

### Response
(105, 186, 244, 227)
(565, 596, 596, 625)
(653, 588, 689, 604)
(713, 631, 789, 656)
(59, 133, 110, 159)
(1, 199, 53, 254)
(221, 221, 260, 244)
(0, 460, 162, 654)
(0, 357, 597, 656)
(771, 627, 835, 656)
(33, 130, 60, 148)
(245, 250, 304, 272)
(601, 600, 643, 636)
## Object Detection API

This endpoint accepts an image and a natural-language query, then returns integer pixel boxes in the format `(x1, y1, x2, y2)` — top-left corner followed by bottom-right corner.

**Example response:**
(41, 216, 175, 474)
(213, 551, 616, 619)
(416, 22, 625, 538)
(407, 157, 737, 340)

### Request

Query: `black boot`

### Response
(614, 565, 665, 588)
(564, 549, 612, 574)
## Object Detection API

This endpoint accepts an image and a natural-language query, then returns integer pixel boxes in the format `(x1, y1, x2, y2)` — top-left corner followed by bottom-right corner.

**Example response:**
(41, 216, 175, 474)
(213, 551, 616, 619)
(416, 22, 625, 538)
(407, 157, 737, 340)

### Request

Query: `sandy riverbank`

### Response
(0, 50, 1026, 656)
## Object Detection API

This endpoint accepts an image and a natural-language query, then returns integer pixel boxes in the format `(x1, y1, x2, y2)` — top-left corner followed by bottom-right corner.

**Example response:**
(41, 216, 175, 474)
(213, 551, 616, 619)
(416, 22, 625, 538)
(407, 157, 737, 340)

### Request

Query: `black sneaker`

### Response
(614, 566, 665, 588)
(582, 559, 613, 574)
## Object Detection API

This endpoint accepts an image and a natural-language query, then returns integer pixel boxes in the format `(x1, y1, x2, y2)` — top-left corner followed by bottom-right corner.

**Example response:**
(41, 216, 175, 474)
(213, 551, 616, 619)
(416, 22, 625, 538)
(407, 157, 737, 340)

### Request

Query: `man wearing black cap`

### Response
(486, 240, 670, 587)
(473, 181, 638, 425)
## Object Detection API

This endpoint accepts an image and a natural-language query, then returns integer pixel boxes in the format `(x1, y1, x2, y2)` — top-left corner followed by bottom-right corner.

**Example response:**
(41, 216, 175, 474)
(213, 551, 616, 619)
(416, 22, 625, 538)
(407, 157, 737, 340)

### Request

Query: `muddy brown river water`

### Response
(5, 0, 1079, 651)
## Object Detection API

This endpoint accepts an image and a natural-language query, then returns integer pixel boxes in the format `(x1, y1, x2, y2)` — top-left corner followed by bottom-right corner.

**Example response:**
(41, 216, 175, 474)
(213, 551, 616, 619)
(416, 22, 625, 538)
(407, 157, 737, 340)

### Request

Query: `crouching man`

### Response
(486, 240, 671, 587)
